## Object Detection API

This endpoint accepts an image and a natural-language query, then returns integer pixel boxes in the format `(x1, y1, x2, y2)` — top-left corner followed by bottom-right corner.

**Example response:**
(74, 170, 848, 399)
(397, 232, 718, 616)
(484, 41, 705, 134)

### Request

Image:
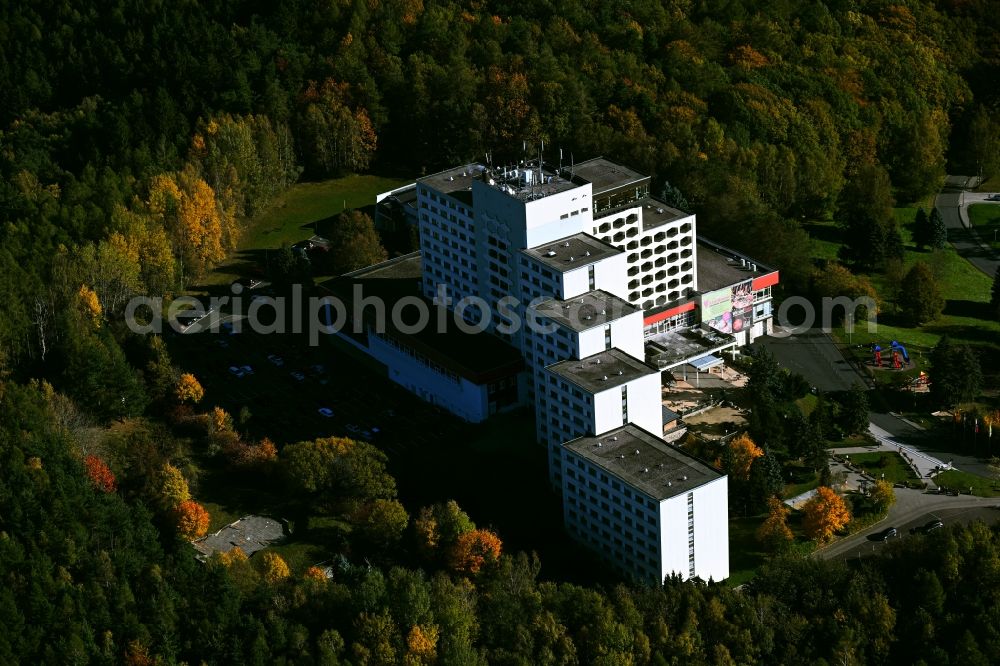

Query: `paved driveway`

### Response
(753, 327, 868, 392)
(816, 491, 1000, 561)
(936, 175, 999, 278)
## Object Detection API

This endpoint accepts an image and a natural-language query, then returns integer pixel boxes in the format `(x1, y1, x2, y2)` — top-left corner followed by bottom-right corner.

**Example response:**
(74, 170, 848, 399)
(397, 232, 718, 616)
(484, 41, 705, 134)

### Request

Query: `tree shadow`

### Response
(942, 299, 993, 320)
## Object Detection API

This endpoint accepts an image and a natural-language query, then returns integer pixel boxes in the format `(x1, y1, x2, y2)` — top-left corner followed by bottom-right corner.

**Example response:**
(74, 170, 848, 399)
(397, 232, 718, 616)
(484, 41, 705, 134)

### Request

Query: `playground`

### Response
(869, 340, 912, 371)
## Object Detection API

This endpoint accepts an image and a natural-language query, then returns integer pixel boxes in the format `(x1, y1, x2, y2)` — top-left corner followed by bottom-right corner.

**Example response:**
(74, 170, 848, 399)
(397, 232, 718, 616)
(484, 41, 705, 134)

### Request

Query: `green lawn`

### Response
(934, 469, 1000, 497)
(968, 203, 1000, 251)
(200, 174, 408, 286)
(242, 174, 407, 250)
(843, 451, 918, 484)
(818, 204, 1000, 351)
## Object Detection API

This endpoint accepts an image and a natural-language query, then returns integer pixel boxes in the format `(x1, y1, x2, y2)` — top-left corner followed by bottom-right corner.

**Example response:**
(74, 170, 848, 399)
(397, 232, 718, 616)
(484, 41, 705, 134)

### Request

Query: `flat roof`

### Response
(523, 233, 622, 273)
(697, 238, 774, 292)
(645, 326, 736, 368)
(417, 164, 483, 195)
(322, 254, 523, 382)
(639, 198, 689, 231)
(564, 424, 723, 501)
(546, 348, 658, 393)
(533, 290, 638, 332)
(478, 161, 584, 202)
(573, 158, 649, 195)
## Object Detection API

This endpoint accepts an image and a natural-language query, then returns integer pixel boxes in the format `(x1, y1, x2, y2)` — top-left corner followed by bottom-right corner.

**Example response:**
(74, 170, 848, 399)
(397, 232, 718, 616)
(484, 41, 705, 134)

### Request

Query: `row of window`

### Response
(370, 329, 460, 384)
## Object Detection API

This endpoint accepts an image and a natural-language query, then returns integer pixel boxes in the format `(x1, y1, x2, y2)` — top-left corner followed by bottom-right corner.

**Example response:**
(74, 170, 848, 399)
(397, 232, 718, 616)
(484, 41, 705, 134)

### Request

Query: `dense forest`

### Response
(5, 378, 1000, 665)
(2, 0, 1000, 663)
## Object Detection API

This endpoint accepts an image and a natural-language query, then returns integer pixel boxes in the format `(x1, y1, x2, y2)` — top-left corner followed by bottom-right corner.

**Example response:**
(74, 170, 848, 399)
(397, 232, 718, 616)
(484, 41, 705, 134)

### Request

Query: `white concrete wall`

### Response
(367, 335, 488, 423)
(658, 494, 689, 580)
(590, 373, 662, 437)
(691, 476, 729, 582)
(594, 252, 629, 299)
(524, 184, 593, 248)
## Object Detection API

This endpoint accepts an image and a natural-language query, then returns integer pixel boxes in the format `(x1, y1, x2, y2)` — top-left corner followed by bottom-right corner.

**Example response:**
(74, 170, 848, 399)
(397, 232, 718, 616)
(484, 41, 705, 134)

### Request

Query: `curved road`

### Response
(816, 492, 1000, 561)
(935, 175, 999, 277)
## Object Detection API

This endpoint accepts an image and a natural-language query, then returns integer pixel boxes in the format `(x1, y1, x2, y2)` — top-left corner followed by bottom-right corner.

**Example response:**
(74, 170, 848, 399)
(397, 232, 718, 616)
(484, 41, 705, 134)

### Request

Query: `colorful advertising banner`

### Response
(700, 288, 732, 322)
(704, 280, 753, 335)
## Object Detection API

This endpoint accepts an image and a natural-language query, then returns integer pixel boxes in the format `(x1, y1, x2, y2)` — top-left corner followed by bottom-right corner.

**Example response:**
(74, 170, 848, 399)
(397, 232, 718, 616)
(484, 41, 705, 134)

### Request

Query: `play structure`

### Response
(871, 340, 910, 369)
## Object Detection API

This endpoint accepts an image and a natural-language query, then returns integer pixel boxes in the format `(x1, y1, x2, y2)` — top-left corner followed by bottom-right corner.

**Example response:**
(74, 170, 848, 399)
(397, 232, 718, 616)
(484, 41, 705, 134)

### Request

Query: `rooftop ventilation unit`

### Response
(666, 481, 672, 487)
(740, 258, 747, 268)
(611, 436, 617, 441)
(596, 442, 602, 447)
(751, 263, 757, 272)
(600, 309, 606, 315)
(618, 370, 624, 375)
(681, 475, 688, 481)
(595, 358, 602, 364)
(656, 208, 664, 214)
(634, 449, 640, 455)
(568, 256, 575, 261)
(619, 454, 625, 459)
(562, 242, 571, 247)
(461, 171, 467, 177)
(643, 467, 649, 473)
(545, 250, 557, 257)
(601, 375, 608, 381)
(585, 250, 591, 256)
(448, 176, 454, 181)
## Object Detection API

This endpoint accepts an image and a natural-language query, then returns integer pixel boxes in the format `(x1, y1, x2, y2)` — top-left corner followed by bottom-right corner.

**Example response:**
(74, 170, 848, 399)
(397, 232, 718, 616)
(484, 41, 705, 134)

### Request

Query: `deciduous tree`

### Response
(802, 486, 851, 542)
(174, 500, 210, 539)
(256, 551, 291, 584)
(357, 499, 410, 551)
(157, 463, 191, 510)
(898, 262, 944, 324)
(930, 336, 983, 407)
(449, 529, 502, 574)
(870, 479, 896, 511)
(174, 373, 204, 404)
(328, 210, 388, 274)
(725, 433, 764, 481)
(84, 455, 117, 493)
(757, 497, 794, 552)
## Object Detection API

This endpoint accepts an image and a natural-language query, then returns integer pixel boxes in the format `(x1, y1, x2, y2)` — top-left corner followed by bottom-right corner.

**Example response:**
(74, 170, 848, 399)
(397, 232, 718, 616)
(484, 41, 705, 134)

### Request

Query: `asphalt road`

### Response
(936, 175, 999, 278)
(753, 327, 868, 392)
(818, 495, 1000, 561)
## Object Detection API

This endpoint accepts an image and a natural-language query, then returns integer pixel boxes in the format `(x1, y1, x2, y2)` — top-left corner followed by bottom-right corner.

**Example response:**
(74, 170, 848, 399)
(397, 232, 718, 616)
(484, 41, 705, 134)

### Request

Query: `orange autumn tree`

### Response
(725, 433, 764, 481)
(756, 496, 793, 551)
(802, 486, 852, 542)
(174, 373, 204, 404)
(174, 500, 211, 539)
(449, 529, 502, 574)
(84, 455, 117, 493)
(405, 624, 439, 666)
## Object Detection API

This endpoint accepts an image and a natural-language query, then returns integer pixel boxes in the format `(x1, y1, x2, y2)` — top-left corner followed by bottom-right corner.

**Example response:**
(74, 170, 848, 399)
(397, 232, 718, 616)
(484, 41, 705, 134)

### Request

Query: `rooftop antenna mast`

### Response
(559, 148, 563, 174)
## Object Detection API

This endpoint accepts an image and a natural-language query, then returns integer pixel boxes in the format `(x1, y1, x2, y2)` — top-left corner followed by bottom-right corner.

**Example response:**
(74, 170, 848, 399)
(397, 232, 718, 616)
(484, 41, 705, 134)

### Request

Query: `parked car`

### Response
(240, 365, 254, 375)
(346, 424, 362, 436)
(987, 193, 1000, 201)
(228, 366, 246, 378)
(911, 519, 944, 535)
(290, 370, 306, 381)
(267, 354, 284, 367)
(878, 527, 898, 541)
(318, 407, 334, 418)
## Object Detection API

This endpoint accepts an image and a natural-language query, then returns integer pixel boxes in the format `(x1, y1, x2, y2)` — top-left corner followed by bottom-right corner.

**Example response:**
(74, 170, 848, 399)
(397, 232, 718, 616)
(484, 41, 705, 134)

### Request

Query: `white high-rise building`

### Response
(397, 158, 729, 582)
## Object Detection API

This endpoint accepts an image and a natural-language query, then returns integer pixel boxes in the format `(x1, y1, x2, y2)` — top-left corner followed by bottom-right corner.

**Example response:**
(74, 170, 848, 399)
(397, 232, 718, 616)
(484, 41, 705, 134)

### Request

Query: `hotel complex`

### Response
(335, 157, 781, 582)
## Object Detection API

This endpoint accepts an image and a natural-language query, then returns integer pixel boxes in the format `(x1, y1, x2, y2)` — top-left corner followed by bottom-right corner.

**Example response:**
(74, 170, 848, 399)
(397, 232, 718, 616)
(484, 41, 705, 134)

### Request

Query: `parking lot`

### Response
(165, 322, 466, 457)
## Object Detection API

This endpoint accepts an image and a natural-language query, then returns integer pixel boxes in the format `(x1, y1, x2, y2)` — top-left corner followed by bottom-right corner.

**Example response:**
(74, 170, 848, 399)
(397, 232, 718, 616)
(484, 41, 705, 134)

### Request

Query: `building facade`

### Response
(360, 157, 783, 582)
